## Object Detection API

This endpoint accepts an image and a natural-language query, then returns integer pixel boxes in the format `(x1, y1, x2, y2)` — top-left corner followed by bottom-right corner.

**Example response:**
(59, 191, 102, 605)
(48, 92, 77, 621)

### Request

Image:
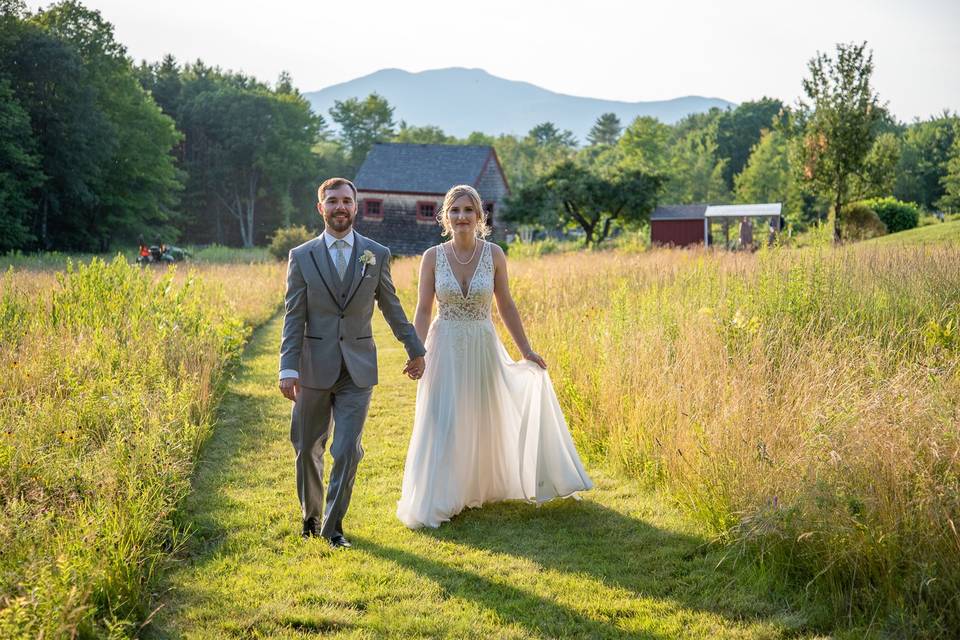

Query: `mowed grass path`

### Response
(146, 312, 821, 639)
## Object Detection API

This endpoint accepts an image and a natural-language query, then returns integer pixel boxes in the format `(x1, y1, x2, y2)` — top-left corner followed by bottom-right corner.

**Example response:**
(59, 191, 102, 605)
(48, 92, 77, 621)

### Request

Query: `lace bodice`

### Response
(435, 241, 494, 321)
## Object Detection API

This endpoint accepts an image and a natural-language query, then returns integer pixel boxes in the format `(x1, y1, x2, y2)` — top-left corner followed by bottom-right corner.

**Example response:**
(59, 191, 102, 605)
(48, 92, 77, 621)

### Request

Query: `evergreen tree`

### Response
(527, 122, 578, 149)
(587, 113, 622, 146)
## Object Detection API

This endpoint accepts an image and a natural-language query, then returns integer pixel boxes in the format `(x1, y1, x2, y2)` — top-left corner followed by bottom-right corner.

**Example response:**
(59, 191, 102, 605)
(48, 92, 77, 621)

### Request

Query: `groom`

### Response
(278, 177, 425, 549)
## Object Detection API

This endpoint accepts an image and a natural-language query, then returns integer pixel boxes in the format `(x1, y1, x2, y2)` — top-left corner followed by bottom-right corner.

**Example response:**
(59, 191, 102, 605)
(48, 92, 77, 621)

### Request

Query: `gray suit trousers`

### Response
(290, 362, 372, 538)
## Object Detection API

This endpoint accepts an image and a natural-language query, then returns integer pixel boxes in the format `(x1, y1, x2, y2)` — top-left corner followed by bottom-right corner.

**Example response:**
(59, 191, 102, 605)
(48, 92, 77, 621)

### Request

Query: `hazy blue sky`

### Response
(25, 0, 960, 121)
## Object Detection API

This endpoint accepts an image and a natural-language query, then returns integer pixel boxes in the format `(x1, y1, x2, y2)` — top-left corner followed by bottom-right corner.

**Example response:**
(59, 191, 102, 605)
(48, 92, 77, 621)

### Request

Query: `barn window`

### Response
(416, 201, 437, 221)
(364, 199, 383, 220)
(484, 202, 495, 230)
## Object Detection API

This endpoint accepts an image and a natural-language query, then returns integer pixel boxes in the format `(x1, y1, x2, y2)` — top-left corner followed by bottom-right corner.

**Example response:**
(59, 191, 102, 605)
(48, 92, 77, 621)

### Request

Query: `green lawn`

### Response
(865, 219, 960, 245)
(144, 313, 831, 639)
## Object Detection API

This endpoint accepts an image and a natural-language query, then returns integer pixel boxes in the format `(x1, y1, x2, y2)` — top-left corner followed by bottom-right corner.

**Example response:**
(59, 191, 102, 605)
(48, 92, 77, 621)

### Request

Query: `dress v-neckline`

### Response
(444, 240, 484, 299)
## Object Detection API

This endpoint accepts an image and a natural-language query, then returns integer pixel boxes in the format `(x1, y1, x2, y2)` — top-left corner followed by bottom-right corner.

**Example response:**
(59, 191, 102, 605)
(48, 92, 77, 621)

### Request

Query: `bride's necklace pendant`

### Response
(450, 239, 479, 265)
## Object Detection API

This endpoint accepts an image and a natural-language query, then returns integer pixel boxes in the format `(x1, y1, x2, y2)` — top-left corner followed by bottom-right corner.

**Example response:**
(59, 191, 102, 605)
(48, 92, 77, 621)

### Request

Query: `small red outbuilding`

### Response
(650, 204, 708, 247)
(651, 203, 784, 248)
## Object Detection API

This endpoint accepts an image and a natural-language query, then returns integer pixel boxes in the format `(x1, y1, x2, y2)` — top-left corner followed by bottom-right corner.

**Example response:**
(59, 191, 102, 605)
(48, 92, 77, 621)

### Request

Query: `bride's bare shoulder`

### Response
(421, 245, 440, 264)
(488, 241, 507, 266)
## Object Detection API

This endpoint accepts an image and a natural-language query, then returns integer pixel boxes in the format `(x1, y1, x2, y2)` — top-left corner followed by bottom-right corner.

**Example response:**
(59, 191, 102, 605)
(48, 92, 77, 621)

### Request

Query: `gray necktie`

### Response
(334, 239, 348, 280)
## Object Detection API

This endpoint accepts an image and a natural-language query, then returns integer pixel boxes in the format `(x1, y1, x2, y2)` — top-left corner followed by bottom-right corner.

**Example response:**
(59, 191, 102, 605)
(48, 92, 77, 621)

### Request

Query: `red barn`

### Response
(650, 204, 708, 247)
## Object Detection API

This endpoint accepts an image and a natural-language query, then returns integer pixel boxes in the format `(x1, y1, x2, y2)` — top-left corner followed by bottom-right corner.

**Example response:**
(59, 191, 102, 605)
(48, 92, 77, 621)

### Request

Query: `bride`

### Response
(396, 184, 593, 529)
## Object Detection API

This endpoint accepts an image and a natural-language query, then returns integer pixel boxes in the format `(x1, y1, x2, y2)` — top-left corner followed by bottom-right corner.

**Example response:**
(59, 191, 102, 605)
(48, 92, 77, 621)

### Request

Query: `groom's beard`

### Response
(324, 210, 354, 234)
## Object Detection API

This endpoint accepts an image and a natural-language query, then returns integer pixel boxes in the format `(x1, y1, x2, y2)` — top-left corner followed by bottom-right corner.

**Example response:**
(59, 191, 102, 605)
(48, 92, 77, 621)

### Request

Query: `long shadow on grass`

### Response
(415, 498, 810, 636)
(356, 535, 675, 640)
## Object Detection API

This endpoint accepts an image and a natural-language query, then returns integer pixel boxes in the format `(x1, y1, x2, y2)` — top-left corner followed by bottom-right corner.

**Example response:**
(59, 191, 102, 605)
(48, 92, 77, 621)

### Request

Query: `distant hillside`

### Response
(303, 67, 735, 141)
(865, 219, 960, 246)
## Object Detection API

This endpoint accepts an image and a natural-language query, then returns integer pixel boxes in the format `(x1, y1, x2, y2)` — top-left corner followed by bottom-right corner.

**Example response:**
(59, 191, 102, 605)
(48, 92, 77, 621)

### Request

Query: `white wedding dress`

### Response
(396, 241, 593, 529)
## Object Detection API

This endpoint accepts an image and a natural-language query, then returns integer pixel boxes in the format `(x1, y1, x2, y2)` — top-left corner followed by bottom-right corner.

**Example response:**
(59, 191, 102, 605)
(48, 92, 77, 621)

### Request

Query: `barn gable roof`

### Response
(354, 143, 499, 195)
(650, 204, 708, 221)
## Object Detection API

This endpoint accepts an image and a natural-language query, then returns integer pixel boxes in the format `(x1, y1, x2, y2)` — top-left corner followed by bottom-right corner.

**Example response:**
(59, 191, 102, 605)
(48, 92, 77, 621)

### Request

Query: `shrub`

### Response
(268, 225, 316, 260)
(840, 203, 887, 241)
(859, 197, 920, 233)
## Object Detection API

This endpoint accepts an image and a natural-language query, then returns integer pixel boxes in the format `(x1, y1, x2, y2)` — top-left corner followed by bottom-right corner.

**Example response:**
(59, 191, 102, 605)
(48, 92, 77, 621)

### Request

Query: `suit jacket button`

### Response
(339, 337, 343, 341)
(339, 313, 344, 319)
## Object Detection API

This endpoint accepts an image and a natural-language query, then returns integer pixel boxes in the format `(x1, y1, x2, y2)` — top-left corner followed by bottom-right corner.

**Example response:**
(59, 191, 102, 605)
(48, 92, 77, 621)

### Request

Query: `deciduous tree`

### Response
(799, 41, 882, 240)
(715, 97, 785, 189)
(329, 93, 396, 173)
(507, 160, 661, 245)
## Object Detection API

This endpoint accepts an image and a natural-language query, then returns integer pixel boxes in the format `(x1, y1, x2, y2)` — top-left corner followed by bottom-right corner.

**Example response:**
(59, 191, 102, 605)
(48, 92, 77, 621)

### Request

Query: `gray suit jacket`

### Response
(279, 232, 425, 389)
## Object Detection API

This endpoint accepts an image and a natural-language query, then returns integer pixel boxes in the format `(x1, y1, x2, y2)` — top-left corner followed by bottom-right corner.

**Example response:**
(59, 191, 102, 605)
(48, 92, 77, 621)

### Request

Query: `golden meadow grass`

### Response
(393, 243, 960, 631)
(0, 257, 283, 638)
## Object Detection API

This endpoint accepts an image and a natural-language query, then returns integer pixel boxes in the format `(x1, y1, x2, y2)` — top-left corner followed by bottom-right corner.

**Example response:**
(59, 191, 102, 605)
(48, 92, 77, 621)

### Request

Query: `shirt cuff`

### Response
(279, 369, 299, 380)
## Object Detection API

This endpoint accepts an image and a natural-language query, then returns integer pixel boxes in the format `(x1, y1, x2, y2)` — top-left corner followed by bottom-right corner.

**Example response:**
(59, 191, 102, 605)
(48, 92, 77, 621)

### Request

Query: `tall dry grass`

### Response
(0, 257, 284, 638)
(512, 245, 959, 633)
(396, 243, 960, 634)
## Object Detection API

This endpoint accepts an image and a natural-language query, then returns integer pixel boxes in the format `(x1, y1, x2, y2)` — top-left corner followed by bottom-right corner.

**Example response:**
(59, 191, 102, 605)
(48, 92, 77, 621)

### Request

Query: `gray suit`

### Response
(280, 231, 424, 538)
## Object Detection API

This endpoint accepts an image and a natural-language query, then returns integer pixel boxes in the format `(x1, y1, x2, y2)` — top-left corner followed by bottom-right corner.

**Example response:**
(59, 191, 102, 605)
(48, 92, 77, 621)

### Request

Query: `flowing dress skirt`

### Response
(396, 318, 593, 528)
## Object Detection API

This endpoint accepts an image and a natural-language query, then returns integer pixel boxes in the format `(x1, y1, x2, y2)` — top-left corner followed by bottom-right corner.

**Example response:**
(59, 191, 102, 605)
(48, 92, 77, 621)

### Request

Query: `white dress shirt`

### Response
(279, 229, 355, 381)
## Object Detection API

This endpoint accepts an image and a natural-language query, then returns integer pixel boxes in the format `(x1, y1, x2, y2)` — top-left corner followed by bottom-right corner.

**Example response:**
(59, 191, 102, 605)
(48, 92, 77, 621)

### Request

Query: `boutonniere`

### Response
(359, 249, 376, 275)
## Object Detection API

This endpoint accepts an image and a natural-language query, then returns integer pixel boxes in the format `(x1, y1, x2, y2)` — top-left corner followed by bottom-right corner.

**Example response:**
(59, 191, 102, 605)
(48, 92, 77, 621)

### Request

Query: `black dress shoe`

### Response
(328, 534, 352, 549)
(302, 517, 320, 538)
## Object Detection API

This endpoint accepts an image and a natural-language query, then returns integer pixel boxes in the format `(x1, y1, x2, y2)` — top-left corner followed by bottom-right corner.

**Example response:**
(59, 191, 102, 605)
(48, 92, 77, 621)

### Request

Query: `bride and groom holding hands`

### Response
(279, 177, 592, 548)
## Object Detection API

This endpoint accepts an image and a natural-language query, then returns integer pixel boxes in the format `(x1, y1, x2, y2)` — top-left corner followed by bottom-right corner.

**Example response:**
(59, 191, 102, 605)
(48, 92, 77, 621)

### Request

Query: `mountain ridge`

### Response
(303, 67, 736, 141)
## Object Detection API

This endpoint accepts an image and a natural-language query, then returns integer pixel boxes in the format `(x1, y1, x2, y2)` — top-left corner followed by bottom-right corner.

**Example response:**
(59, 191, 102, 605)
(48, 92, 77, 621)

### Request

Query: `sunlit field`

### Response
(513, 245, 960, 633)
(0, 257, 283, 637)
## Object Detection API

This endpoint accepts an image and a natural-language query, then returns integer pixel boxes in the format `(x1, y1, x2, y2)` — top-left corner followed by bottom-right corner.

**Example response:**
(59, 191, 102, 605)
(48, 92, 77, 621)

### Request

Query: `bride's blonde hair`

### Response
(437, 185, 491, 238)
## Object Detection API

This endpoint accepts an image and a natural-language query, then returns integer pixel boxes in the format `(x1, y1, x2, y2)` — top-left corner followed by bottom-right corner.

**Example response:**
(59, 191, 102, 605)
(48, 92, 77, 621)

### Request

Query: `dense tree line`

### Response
(0, 0, 321, 251)
(136, 59, 322, 246)
(0, 0, 180, 252)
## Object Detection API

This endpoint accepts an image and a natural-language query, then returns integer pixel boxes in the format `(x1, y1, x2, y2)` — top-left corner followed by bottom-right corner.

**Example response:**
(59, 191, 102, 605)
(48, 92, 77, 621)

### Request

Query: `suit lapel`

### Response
(343, 233, 368, 310)
(309, 236, 343, 310)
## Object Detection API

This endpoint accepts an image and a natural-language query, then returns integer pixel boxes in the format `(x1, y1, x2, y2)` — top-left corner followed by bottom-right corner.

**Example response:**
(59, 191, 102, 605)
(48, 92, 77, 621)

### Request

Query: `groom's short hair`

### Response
(318, 178, 357, 202)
